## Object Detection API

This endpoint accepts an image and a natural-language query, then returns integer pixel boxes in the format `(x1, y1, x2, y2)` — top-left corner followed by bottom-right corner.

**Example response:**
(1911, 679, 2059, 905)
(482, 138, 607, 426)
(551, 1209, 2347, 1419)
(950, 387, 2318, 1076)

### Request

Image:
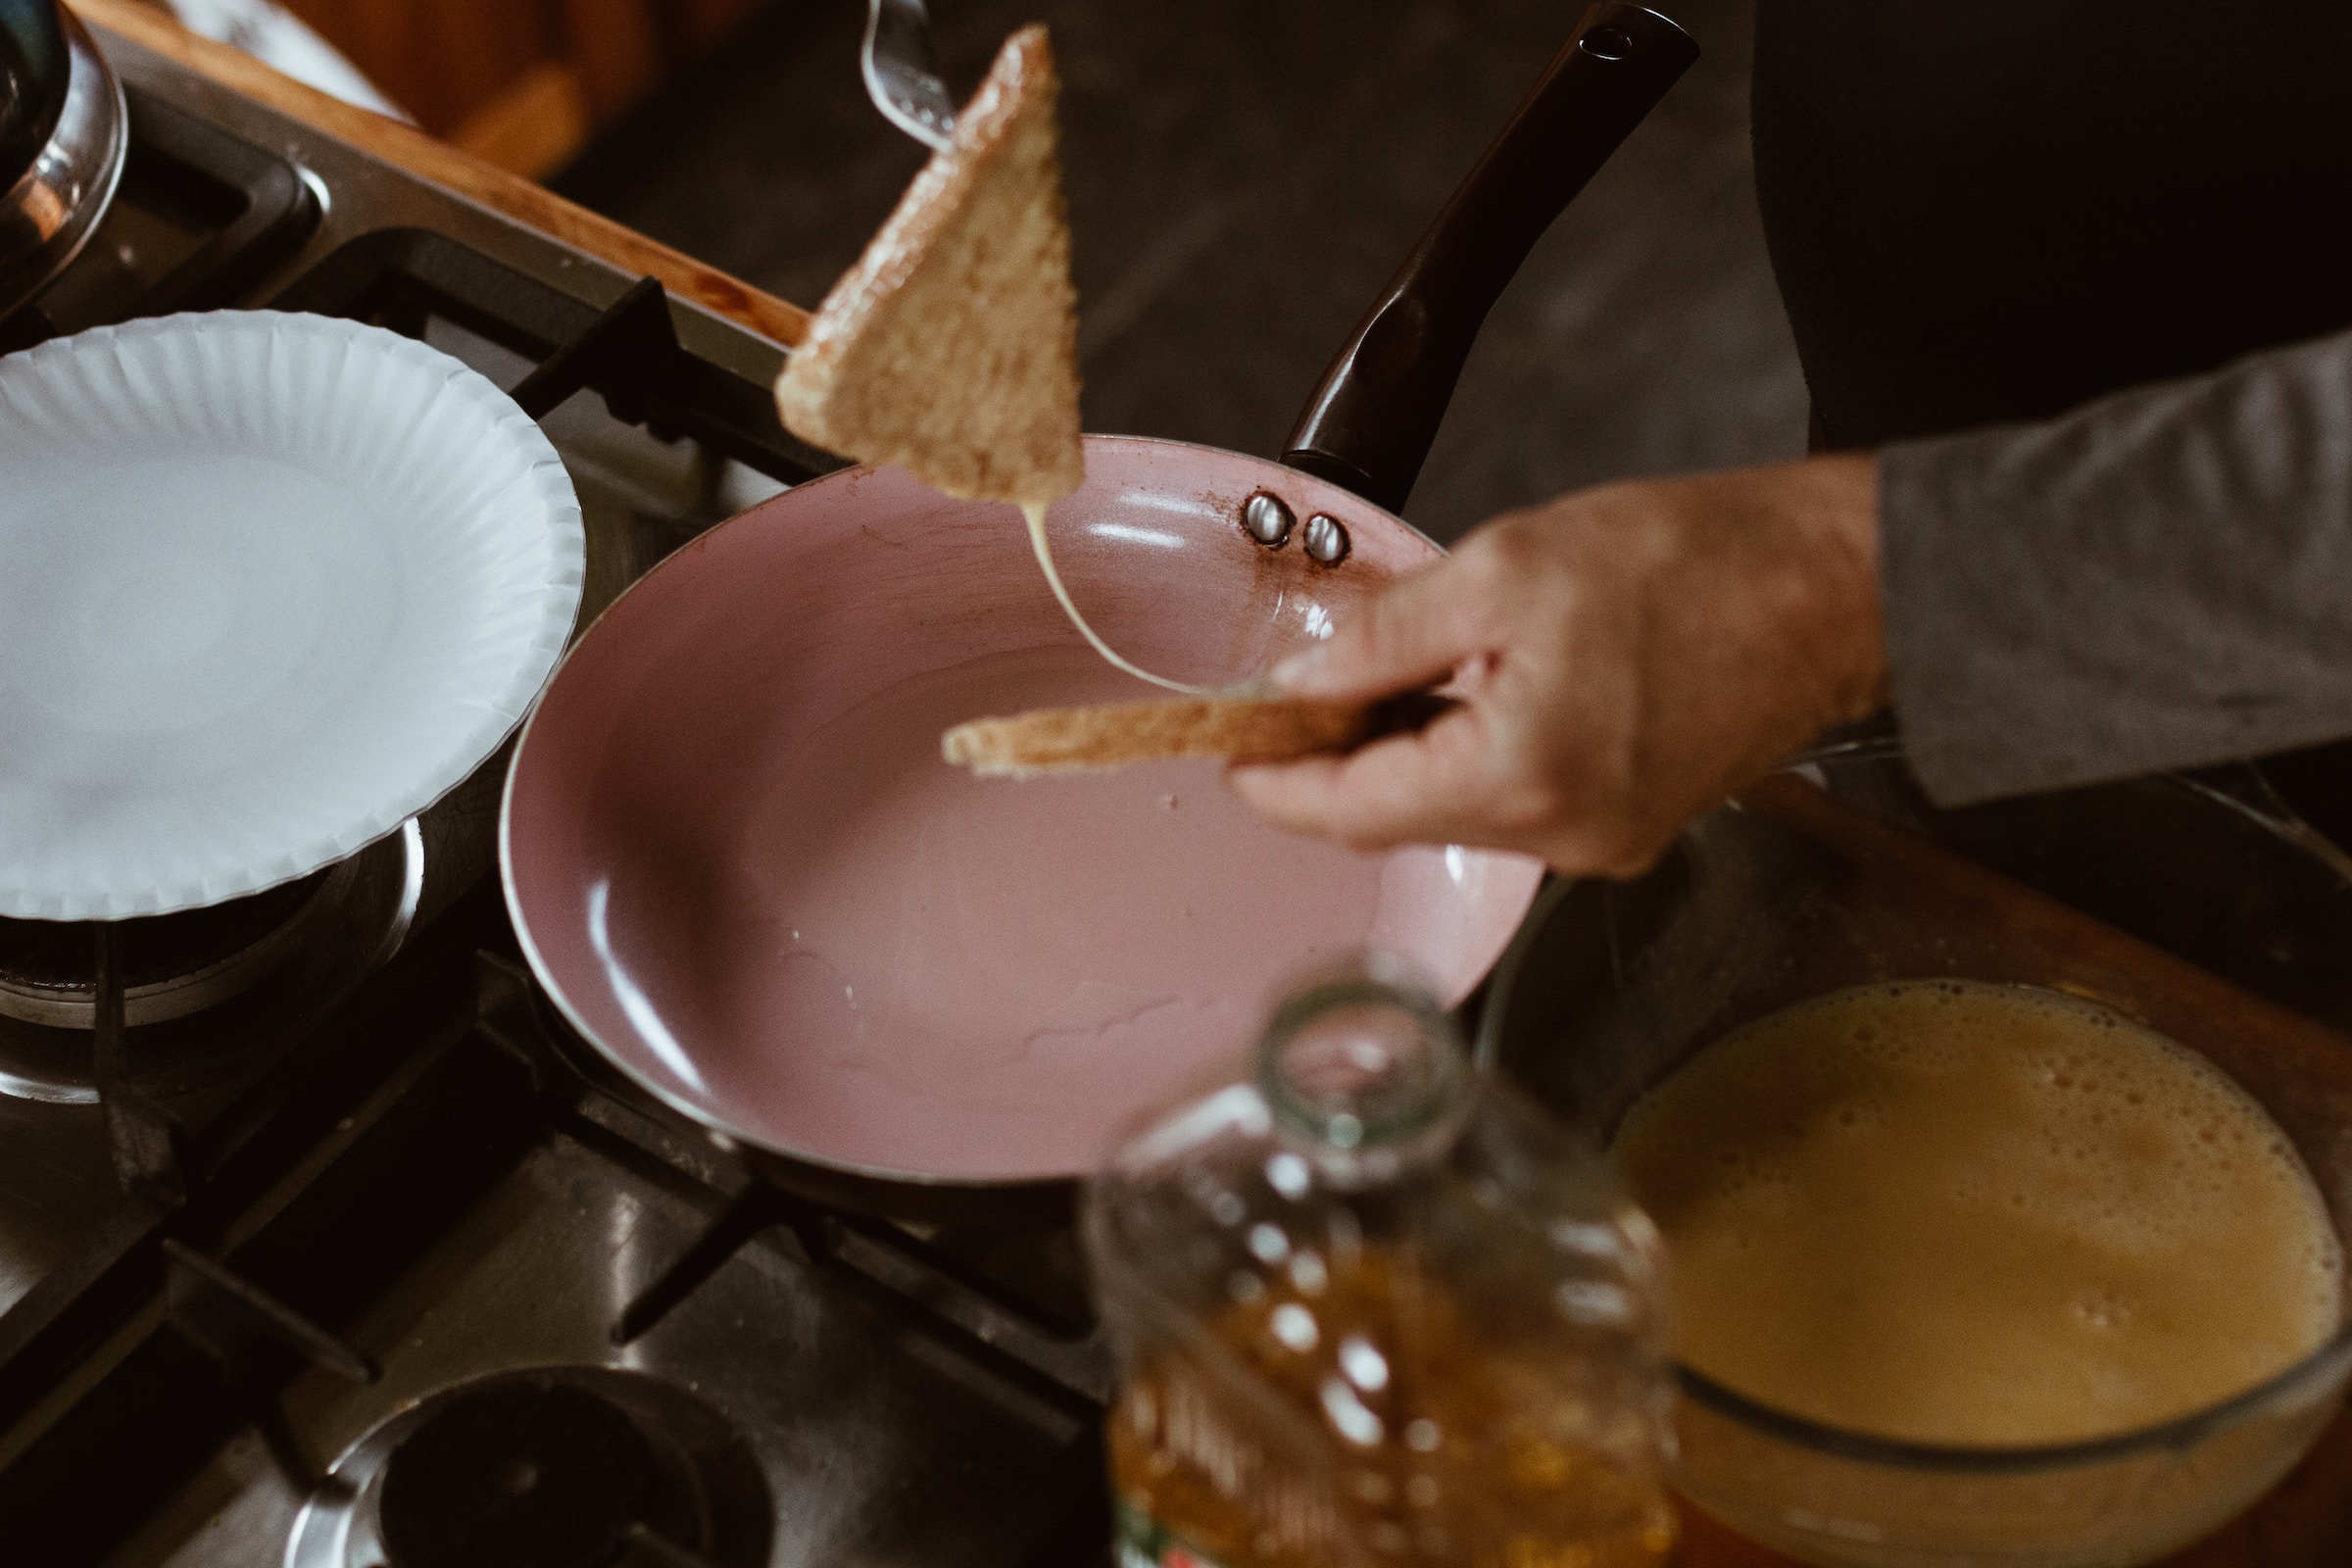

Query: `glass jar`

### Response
(1085, 959, 1678, 1568)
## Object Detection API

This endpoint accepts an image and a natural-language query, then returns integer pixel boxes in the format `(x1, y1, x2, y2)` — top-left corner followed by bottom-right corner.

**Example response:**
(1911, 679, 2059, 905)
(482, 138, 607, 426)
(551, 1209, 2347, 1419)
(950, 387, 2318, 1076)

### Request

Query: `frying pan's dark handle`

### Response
(1281, 5, 1697, 514)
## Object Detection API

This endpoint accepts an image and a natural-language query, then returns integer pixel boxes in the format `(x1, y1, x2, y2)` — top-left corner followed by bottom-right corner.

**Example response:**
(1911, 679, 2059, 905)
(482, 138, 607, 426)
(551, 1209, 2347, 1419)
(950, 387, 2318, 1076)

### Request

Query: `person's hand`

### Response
(1227, 454, 1886, 876)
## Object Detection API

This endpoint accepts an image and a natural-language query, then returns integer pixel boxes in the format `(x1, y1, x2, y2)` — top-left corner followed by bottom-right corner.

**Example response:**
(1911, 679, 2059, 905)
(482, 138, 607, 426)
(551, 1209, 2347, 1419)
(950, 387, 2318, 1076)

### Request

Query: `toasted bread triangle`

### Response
(774, 25, 1085, 507)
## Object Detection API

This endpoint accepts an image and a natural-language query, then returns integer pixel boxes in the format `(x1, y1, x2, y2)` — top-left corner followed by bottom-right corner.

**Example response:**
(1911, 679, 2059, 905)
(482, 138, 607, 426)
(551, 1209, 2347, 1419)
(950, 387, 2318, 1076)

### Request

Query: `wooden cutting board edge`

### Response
(67, 0, 811, 350)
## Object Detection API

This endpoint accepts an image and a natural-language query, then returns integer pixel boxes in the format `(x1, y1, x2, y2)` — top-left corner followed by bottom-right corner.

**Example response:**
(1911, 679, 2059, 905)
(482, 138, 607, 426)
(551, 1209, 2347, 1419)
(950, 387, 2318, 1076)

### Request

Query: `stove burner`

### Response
(0, 822, 422, 1102)
(287, 1366, 773, 1568)
(379, 1382, 661, 1568)
(0, 870, 330, 1028)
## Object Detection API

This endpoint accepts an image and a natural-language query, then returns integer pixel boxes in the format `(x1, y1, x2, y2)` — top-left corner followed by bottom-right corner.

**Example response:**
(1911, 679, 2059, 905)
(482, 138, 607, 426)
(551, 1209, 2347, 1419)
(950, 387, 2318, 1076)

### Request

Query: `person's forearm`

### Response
(1880, 324, 2352, 805)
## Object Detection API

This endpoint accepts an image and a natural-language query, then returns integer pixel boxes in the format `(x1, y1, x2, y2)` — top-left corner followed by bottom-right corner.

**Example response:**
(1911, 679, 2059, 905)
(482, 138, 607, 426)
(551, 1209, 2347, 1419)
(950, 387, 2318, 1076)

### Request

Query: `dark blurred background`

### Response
(557, 0, 1805, 542)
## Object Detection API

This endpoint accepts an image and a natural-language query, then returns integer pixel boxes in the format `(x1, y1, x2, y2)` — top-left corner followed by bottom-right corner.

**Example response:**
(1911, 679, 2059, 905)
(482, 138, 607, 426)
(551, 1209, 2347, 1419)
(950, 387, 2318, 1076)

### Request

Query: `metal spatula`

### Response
(863, 0, 956, 150)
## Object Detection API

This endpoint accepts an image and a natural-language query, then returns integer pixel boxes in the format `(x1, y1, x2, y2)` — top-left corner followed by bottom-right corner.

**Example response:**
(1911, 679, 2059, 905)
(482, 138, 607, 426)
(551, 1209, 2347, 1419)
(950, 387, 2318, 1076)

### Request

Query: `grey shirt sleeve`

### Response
(1879, 326, 2352, 807)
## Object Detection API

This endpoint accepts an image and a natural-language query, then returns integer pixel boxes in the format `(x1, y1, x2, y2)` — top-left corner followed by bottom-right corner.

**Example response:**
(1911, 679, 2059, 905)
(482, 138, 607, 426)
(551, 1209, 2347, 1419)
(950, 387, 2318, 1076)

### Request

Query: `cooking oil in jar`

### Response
(1086, 960, 1677, 1568)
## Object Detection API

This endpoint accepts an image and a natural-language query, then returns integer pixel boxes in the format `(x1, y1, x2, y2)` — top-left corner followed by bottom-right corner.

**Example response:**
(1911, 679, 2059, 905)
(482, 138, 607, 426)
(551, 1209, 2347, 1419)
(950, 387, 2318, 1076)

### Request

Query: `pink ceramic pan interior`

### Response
(503, 435, 1543, 1187)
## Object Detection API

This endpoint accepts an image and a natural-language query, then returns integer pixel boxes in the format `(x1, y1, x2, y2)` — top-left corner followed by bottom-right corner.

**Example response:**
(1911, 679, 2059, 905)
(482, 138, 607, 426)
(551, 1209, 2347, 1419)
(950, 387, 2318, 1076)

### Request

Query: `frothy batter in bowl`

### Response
(1616, 980, 2344, 1446)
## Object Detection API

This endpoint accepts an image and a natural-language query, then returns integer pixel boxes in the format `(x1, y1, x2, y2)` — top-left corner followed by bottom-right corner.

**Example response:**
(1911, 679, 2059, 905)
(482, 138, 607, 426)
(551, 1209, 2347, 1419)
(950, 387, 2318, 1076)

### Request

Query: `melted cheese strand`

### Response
(1023, 502, 1207, 694)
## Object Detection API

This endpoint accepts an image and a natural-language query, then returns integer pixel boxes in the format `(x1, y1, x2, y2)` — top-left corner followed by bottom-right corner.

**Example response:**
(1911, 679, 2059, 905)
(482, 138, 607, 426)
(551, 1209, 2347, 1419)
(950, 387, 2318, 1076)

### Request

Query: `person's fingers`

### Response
(1225, 756, 1357, 836)
(1269, 548, 1503, 702)
(1228, 707, 1494, 849)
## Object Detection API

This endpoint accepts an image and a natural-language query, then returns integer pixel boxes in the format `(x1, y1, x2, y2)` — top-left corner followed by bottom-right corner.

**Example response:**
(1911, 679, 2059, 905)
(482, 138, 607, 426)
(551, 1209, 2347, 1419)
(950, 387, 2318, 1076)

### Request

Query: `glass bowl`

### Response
(1475, 740, 2352, 1568)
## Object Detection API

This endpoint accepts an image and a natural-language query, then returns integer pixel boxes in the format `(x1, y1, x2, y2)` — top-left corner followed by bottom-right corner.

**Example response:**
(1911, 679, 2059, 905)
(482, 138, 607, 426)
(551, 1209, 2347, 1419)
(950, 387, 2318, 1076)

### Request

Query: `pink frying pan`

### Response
(502, 6, 1696, 1216)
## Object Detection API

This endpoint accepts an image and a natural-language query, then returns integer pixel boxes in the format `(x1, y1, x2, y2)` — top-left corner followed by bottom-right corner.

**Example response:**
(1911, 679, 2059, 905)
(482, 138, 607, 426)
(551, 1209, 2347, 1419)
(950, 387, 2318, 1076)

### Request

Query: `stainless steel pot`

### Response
(1, 0, 125, 321)
(1, 0, 69, 182)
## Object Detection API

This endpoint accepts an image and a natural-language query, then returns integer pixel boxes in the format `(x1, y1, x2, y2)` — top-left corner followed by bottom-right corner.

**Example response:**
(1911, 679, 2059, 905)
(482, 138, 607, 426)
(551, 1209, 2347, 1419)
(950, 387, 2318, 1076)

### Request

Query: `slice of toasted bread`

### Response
(774, 25, 1084, 507)
(944, 694, 1373, 778)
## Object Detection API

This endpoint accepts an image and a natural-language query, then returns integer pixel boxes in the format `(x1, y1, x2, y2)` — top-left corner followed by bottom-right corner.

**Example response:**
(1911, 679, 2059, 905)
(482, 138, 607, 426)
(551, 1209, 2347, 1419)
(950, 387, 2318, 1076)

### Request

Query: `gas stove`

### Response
(0, 22, 1109, 1566)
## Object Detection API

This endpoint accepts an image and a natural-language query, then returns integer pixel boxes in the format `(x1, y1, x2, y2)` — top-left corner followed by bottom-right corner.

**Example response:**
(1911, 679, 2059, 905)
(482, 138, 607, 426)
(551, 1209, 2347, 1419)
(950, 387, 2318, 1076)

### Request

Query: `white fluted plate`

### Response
(0, 312, 584, 919)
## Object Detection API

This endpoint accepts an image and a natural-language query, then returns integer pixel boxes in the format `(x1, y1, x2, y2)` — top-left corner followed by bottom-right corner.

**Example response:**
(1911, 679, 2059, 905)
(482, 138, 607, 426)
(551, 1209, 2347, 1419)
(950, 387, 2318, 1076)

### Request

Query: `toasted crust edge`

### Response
(943, 695, 1371, 778)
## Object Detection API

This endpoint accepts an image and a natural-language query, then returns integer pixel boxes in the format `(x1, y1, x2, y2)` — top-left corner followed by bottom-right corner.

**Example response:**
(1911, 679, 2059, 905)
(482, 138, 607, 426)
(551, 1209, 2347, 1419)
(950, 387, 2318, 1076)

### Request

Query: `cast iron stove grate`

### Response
(0, 82, 318, 352)
(0, 919, 1109, 1566)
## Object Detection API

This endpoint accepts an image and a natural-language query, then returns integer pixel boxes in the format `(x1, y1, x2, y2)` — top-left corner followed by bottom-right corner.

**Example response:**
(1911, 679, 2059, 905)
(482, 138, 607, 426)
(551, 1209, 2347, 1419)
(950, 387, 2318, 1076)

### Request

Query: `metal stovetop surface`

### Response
(0, 24, 1109, 1567)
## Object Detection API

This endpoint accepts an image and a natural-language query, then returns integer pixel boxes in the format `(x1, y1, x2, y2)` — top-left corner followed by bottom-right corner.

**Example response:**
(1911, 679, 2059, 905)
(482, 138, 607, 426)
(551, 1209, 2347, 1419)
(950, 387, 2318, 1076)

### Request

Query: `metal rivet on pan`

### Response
(1302, 514, 1350, 564)
(1580, 25, 1636, 59)
(1243, 492, 1296, 547)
